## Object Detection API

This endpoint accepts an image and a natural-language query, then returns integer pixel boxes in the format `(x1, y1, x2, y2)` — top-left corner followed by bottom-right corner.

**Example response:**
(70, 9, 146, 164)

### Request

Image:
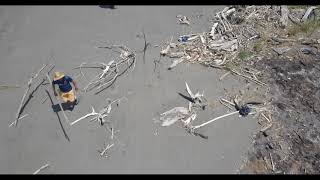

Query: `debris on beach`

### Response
(161, 5, 320, 88)
(12, 64, 55, 128)
(155, 82, 266, 139)
(177, 15, 191, 25)
(71, 97, 127, 158)
(75, 45, 136, 94)
(70, 97, 126, 126)
(33, 163, 50, 174)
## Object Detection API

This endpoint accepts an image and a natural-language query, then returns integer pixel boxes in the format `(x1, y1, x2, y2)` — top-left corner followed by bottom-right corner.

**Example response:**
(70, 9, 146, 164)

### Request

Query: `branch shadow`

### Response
(178, 92, 195, 103)
(45, 89, 70, 142)
(51, 102, 74, 112)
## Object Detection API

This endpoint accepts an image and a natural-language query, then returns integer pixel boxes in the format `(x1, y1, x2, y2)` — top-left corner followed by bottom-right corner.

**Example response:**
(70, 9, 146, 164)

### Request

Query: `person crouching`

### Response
(51, 72, 79, 110)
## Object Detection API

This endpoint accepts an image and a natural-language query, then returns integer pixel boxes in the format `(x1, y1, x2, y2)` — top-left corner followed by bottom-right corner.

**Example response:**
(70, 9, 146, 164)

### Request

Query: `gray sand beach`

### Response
(0, 6, 258, 174)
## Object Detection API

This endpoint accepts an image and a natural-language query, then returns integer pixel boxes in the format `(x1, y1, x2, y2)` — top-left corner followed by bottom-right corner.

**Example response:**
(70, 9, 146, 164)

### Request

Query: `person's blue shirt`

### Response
(53, 75, 73, 93)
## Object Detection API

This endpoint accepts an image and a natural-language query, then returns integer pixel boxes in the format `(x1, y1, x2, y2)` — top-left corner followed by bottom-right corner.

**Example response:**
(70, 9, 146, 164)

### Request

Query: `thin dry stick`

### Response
(79, 62, 90, 82)
(219, 71, 231, 81)
(231, 69, 267, 86)
(14, 64, 47, 127)
(111, 127, 114, 140)
(102, 124, 126, 149)
(70, 107, 98, 126)
(193, 111, 239, 130)
(270, 153, 275, 171)
(33, 163, 50, 174)
(100, 143, 114, 157)
(219, 99, 234, 110)
(220, 98, 235, 106)
(9, 114, 29, 127)
(260, 123, 273, 132)
(261, 112, 271, 123)
(46, 73, 70, 125)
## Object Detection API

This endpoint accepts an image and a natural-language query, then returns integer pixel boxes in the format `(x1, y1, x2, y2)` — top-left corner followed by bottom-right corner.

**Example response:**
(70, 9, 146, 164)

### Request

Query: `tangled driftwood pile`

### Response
(76, 45, 136, 93)
(160, 6, 319, 87)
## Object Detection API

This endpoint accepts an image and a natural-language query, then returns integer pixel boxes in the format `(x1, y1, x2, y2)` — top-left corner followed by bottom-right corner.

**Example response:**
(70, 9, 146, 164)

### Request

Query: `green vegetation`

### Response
(288, 19, 320, 36)
(288, 5, 307, 10)
(238, 49, 252, 61)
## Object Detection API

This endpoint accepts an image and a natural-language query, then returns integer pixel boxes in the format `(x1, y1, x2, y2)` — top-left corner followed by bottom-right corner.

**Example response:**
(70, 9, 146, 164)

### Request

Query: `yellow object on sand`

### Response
(53, 72, 65, 81)
(58, 89, 75, 103)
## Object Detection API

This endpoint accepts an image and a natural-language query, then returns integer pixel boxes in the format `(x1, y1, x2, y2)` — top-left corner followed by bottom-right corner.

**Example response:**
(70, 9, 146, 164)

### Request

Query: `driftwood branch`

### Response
(81, 45, 136, 94)
(301, 6, 317, 23)
(160, 36, 173, 56)
(230, 69, 267, 86)
(70, 107, 98, 126)
(13, 64, 47, 127)
(280, 6, 289, 27)
(100, 143, 114, 157)
(33, 163, 50, 174)
(193, 111, 239, 130)
(9, 114, 29, 127)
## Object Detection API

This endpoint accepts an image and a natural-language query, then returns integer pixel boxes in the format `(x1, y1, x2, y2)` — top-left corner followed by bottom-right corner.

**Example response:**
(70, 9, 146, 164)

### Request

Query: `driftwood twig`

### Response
(33, 163, 50, 174)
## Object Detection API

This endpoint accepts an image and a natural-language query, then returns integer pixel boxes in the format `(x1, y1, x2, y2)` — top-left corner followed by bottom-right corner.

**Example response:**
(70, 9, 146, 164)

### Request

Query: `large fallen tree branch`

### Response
(13, 64, 47, 127)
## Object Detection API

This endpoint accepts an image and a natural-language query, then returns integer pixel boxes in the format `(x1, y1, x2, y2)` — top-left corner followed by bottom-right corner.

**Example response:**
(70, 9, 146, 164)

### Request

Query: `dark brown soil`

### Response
(242, 54, 320, 174)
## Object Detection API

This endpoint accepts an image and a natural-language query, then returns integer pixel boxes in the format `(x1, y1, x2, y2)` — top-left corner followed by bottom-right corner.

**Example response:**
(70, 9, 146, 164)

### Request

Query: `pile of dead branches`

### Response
(71, 96, 127, 158)
(160, 6, 319, 86)
(76, 45, 136, 93)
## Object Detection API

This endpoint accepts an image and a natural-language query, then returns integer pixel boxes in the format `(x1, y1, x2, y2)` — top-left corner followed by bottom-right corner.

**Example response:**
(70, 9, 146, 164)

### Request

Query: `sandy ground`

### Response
(0, 6, 258, 174)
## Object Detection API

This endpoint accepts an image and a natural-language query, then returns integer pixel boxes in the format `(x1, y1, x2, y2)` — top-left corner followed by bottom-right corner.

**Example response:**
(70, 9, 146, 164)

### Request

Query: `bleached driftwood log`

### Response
(192, 111, 239, 130)
(208, 39, 238, 51)
(301, 6, 318, 23)
(280, 6, 289, 27)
